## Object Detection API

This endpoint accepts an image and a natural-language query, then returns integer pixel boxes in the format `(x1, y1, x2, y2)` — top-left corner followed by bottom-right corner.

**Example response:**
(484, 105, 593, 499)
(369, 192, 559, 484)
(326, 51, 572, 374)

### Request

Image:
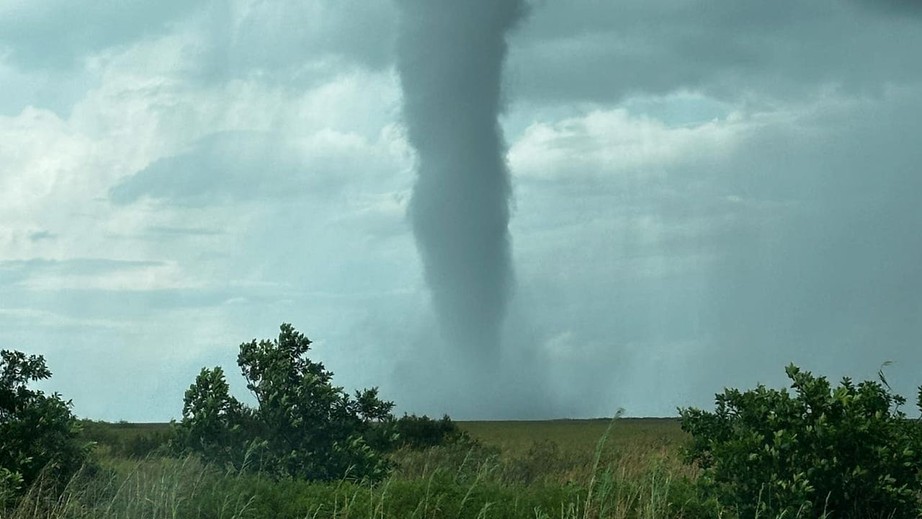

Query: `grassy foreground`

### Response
(8, 419, 717, 519)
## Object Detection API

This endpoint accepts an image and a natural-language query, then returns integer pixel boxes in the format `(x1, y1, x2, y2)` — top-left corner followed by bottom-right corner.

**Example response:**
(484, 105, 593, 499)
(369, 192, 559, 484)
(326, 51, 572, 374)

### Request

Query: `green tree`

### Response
(680, 364, 922, 519)
(175, 324, 396, 481)
(0, 350, 87, 506)
(174, 367, 254, 469)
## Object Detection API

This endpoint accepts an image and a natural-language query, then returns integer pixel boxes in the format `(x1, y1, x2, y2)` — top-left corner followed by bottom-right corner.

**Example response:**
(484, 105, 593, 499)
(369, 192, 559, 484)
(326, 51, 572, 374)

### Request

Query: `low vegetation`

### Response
(680, 363, 922, 519)
(173, 324, 396, 481)
(2, 326, 921, 517)
(0, 350, 88, 508)
(9, 420, 699, 519)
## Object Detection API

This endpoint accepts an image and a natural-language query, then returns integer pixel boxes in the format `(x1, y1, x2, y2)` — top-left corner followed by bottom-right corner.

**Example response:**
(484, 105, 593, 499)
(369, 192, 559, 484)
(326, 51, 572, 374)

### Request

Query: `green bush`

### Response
(680, 363, 922, 519)
(393, 414, 468, 450)
(174, 323, 397, 482)
(0, 350, 89, 508)
(0, 467, 24, 509)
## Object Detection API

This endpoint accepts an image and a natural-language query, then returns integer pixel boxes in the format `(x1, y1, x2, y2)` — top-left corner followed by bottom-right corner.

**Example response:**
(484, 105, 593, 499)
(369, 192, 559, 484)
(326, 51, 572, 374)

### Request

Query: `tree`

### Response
(173, 367, 253, 469)
(0, 350, 87, 506)
(680, 364, 922, 519)
(175, 324, 396, 481)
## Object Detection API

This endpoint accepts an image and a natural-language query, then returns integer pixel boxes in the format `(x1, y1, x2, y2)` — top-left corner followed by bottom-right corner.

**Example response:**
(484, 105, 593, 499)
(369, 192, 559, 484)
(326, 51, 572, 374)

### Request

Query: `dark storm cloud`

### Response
(395, 0, 526, 361)
(509, 0, 922, 104)
(502, 87, 922, 416)
(705, 93, 922, 354)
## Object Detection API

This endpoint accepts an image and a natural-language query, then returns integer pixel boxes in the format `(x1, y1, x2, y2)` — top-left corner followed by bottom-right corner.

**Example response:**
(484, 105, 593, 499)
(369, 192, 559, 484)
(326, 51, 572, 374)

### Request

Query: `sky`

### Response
(2, 0, 921, 421)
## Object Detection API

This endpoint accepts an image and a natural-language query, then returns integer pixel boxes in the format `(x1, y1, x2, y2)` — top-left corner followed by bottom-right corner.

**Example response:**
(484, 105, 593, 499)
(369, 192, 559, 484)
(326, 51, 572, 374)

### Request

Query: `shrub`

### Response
(0, 350, 88, 507)
(394, 413, 468, 450)
(174, 323, 396, 482)
(680, 363, 922, 519)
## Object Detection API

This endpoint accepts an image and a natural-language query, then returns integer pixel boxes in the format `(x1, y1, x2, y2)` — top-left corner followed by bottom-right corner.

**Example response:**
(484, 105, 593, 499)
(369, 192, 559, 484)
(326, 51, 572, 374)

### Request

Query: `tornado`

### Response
(395, 1, 526, 362)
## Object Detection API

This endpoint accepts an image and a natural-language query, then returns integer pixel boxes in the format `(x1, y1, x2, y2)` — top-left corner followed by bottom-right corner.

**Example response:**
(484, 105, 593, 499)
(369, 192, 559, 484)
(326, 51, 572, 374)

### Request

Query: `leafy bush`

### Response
(174, 323, 396, 482)
(680, 363, 922, 519)
(394, 413, 468, 449)
(173, 366, 253, 469)
(0, 350, 88, 507)
(0, 467, 24, 509)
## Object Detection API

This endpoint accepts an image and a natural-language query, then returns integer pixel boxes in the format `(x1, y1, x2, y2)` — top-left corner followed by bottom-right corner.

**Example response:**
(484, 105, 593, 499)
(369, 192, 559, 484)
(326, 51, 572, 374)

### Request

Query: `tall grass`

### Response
(6, 419, 715, 519)
(6, 457, 255, 519)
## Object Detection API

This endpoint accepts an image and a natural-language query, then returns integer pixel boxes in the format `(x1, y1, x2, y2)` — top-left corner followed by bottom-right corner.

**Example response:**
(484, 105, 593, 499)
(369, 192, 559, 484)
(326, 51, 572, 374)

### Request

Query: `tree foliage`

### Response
(680, 364, 922, 519)
(175, 324, 396, 481)
(0, 350, 87, 506)
(393, 414, 468, 449)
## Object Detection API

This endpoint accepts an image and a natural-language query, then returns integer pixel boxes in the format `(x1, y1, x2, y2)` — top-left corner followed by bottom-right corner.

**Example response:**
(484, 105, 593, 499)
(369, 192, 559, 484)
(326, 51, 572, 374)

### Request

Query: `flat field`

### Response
(79, 417, 687, 462)
(81, 417, 686, 455)
(461, 418, 685, 455)
(9, 418, 707, 519)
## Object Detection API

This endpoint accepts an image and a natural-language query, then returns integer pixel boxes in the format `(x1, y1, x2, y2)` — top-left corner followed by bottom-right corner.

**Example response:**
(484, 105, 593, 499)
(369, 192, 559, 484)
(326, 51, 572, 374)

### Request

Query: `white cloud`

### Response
(0, 307, 131, 331)
(17, 261, 199, 292)
(509, 106, 749, 183)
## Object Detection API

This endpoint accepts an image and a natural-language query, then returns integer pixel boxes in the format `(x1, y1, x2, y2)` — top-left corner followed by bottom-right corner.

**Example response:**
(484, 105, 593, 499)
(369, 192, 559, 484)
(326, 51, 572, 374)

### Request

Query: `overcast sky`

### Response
(2, 0, 921, 421)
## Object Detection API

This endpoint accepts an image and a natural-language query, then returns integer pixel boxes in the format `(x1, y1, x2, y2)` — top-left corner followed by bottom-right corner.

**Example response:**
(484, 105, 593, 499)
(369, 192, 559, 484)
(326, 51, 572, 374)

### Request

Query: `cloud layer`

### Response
(2, 1, 921, 420)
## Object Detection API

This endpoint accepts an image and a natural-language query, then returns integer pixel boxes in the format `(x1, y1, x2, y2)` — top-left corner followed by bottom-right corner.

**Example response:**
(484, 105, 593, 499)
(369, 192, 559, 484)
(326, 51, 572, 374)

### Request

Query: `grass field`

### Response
(8, 418, 712, 519)
(76, 418, 686, 457)
(79, 417, 686, 455)
(461, 418, 685, 455)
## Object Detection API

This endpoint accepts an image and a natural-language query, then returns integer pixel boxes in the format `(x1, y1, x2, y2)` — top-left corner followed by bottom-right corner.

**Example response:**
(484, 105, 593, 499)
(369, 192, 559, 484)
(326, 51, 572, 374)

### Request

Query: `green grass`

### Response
(10, 418, 713, 519)
(78, 418, 686, 461)
(460, 419, 685, 455)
